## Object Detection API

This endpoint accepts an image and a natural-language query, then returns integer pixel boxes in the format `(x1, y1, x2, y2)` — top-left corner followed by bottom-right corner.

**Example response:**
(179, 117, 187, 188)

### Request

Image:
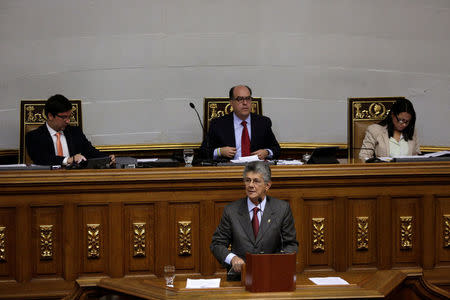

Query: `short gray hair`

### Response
(243, 161, 271, 183)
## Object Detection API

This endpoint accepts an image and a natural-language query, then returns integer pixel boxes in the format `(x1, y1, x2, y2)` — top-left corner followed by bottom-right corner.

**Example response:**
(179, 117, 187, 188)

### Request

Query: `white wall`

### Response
(1, 0, 449, 149)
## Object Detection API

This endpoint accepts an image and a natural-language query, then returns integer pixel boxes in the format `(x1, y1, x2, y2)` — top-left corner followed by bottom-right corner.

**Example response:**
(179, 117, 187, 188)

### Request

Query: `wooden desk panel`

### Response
(0, 162, 449, 298)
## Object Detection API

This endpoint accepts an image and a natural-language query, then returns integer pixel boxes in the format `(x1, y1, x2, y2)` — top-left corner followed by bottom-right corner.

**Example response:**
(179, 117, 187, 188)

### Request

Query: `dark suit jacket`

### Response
(200, 113, 281, 159)
(26, 124, 103, 165)
(210, 196, 298, 266)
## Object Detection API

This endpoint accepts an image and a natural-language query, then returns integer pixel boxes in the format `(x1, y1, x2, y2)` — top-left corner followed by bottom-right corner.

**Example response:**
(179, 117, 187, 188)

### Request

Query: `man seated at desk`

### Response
(26, 94, 115, 166)
(200, 85, 281, 160)
(210, 161, 298, 274)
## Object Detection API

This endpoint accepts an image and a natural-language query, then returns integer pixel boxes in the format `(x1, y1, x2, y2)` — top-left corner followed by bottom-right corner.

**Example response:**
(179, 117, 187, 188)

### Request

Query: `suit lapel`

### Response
(42, 125, 56, 156)
(64, 126, 75, 156)
(227, 113, 236, 147)
(236, 198, 256, 243)
(255, 196, 275, 244)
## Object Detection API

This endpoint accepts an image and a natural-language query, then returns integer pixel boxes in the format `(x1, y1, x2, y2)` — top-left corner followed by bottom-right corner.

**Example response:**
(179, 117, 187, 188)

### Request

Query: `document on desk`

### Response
(136, 158, 158, 163)
(230, 155, 260, 163)
(308, 277, 349, 285)
(185, 278, 221, 289)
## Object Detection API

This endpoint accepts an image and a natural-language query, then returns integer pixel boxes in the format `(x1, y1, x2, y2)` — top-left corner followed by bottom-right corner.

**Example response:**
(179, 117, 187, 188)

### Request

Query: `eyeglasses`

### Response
(394, 115, 410, 125)
(55, 114, 71, 120)
(233, 96, 252, 103)
(244, 177, 264, 185)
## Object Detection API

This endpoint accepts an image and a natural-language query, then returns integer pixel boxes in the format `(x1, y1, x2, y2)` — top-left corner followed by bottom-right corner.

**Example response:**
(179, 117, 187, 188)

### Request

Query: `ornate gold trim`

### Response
(312, 218, 325, 252)
(133, 222, 146, 257)
(177, 221, 192, 256)
(356, 216, 369, 250)
(400, 216, 413, 250)
(40, 225, 53, 260)
(87, 224, 100, 259)
(444, 215, 450, 248)
(0, 226, 5, 262)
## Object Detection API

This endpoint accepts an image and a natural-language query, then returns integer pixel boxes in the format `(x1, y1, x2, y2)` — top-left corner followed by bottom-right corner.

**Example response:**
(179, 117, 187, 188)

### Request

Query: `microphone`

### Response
(189, 102, 204, 132)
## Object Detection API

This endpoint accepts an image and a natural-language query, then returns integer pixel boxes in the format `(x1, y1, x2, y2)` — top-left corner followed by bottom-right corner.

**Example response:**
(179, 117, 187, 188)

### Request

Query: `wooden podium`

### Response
(243, 252, 296, 292)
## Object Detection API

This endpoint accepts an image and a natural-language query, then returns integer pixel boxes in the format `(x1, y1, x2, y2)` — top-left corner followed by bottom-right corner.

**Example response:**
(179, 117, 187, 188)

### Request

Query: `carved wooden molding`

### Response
(133, 223, 146, 257)
(356, 216, 369, 251)
(444, 215, 450, 248)
(40, 225, 53, 260)
(87, 224, 100, 259)
(178, 221, 192, 256)
(312, 218, 325, 252)
(400, 216, 413, 250)
(0, 226, 5, 262)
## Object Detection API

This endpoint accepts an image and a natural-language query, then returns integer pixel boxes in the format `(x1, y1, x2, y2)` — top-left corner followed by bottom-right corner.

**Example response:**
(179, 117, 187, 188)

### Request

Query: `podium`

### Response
(243, 252, 296, 292)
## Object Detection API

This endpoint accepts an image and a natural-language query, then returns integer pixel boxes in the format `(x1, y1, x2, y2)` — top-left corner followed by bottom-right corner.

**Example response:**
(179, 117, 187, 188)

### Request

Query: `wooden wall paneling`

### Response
(31, 206, 63, 278)
(169, 203, 200, 274)
(334, 196, 348, 272)
(78, 205, 109, 275)
(392, 197, 421, 267)
(436, 196, 450, 267)
(124, 204, 155, 275)
(155, 201, 168, 277)
(377, 195, 392, 269)
(303, 198, 334, 271)
(17, 203, 31, 282)
(63, 202, 77, 281)
(349, 198, 377, 269)
(422, 194, 436, 269)
(109, 202, 123, 278)
(200, 199, 215, 275)
(0, 207, 15, 280)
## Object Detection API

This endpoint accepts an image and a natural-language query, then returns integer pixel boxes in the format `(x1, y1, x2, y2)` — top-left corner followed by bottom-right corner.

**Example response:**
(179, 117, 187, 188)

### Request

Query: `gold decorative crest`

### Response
(444, 215, 450, 248)
(133, 223, 146, 257)
(177, 221, 192, 256)
(312, 218, 325, 252)
(400, 216, 413, 250)
(40, 225, 53, 260)
(353, 102, 391, 120)
(24, 103, 79, 124)
(0, 226, 6, 262)
(87, 224, 100, 259)
(356, 216, 369, 250)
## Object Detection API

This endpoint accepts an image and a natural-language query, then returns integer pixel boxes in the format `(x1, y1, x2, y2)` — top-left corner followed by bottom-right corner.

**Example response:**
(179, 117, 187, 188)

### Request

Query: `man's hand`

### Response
(230, 256, 245, 272)
(251, 149, 269, 160)
(109, 154, 116, 164)
(69, 153, 87, 165)
(220, 147, 237, 158)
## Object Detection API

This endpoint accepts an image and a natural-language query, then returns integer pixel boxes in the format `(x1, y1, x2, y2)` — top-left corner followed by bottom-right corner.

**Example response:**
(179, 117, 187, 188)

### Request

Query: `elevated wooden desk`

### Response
(0, 162, 449, 299)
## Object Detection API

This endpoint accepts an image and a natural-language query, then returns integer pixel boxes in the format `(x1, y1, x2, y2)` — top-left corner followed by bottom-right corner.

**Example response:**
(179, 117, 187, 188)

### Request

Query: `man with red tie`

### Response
(210, 161, 298, 274)
(200, 85, 281, 160)
(26, 94, 114, 166)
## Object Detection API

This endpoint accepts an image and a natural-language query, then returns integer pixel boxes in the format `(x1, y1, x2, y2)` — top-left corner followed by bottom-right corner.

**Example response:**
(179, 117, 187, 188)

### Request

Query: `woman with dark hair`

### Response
(359, 98, 420, 161)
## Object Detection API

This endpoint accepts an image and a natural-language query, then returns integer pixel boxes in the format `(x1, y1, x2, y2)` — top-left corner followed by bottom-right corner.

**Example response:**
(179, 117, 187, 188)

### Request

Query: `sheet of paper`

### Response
(423, 151, 450, 158)
(0, 164, 27, 168)
(378, 157, 393, 162)
(185, 278, 221, 289)
(136, 158, 158, 163)
(308, 277, 349, 285)
(230, 155, 260, 163)
(276, 160, 303, 165)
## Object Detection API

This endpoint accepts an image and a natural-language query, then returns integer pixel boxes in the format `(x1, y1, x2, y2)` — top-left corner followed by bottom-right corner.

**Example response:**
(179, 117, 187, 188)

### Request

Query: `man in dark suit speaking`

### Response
(200, 85, 281, 160)
(26, 94, 114, 166)
(210, 161, 298, 273)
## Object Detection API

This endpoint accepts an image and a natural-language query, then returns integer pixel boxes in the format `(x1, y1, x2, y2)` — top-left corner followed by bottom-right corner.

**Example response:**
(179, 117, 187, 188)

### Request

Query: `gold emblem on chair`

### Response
(400, 216, 413, 250)
(353, 102, 389, 120)
(0, 227, 6, 262)
(312, 218, 325, 252)
(87, 224, 100, 259)
(444, 215, 450, 248)
(133, 223, 146, 257)
(40, 225, 53, 260)
(177, 221, 192, 256)
(356, 217, 369, 250)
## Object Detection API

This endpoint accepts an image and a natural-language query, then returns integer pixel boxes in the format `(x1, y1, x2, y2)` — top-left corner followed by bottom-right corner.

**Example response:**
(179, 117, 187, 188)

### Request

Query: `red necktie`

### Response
(252, 207, 259, 238)
(241, 121, 250, 157)
(55, 132, 63, 156)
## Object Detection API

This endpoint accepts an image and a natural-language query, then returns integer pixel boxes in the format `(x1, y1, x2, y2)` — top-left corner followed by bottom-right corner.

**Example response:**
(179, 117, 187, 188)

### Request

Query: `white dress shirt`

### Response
(46, 123, 70, 165)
